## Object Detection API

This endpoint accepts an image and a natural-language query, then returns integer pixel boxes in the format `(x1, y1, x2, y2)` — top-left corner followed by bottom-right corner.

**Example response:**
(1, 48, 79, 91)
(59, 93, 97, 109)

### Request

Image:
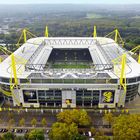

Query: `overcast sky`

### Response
(0, 0, 140, 4)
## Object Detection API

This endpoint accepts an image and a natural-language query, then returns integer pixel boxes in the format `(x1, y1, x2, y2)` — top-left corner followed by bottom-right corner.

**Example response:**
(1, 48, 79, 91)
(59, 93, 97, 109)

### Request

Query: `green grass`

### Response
(52, 63, 90, 69)
(86, 13, 103, 19)
(131, 16, 140, 19)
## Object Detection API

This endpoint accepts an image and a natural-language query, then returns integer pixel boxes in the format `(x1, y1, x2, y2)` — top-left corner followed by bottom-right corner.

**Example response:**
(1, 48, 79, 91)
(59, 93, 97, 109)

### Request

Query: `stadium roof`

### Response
(0, 37, 140, 79)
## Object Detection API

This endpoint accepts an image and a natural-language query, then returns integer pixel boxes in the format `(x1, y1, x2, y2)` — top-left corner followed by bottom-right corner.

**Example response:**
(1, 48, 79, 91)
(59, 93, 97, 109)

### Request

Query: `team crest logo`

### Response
(103, 91, 113, 103)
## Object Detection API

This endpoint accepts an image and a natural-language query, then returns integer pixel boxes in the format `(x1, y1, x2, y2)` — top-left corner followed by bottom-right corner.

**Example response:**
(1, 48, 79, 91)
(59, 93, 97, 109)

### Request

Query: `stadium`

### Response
(0, 27, 140, 108)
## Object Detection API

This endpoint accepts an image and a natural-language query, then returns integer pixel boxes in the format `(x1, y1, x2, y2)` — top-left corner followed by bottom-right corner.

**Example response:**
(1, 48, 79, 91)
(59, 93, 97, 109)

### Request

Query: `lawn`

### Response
(52, 63, 90, 69)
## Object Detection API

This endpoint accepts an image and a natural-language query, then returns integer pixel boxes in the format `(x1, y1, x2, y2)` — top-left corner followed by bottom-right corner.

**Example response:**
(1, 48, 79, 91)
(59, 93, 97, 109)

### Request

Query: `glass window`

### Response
(55, 90, 61, 96)
(20, 79, 29, 83)
(75, 79, 85, 83)
(128, 78, 136, 83)
(31, 79, 42, 83)
(1, 78, 9, 83)
(38, 90, 45, 96)
(64, 79, 73, 83)
(46, 90, 54, 96)
(42, 79, 52, 83)
(52, 79, 63, 83)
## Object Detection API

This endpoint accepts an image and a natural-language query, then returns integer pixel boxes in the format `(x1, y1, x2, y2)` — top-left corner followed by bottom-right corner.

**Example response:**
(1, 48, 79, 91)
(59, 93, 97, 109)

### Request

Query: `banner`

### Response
(101, 90, 115, 103)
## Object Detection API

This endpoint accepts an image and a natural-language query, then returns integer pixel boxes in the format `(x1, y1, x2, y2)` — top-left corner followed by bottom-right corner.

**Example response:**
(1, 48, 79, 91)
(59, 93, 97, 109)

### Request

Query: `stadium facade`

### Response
(0, 37, 140, 108)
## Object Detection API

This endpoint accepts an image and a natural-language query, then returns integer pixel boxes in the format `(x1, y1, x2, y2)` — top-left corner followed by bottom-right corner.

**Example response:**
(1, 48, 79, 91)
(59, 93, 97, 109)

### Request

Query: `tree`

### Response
(8, 112, 14, 119)
(90, 127, 96, 136)
(57, 109, 91, 127)
(8, 119, 15, 128)
(94, 128, 110, 140)
(78, 110, 91, 126)
(103, 113, 114, 126)
(2, 132, 15, 140)
(31, 118, 37, 127)
(41, 118, 47, 127)
(15, 136, 25, 140)
(113, 114, 140, 140)
(25, 129, 45, 140)
(94, 135, 110, 140)
(19, 118, 25, 127)
(74, 134, 87, 140)
(49, 122, 78, 140)
(0, 119, 3, 125)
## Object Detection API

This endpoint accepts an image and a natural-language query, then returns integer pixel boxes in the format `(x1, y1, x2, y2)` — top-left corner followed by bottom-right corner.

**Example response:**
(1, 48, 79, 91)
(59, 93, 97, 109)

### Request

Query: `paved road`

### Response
(125, 95, 140, 114)
(0, 109, 105, 128)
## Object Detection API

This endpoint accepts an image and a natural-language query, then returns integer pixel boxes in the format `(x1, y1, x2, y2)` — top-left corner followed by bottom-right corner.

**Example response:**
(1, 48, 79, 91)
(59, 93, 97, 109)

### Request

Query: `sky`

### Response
(0, 0, 139, 4)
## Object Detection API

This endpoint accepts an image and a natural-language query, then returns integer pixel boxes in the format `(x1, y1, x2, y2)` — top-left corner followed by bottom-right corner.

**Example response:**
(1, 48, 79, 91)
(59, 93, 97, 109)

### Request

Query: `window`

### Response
(1, 78, 9, 83)
(31, 79, 42, 83)
(128, 78, 136, 83)
(20, 79, 29, 83)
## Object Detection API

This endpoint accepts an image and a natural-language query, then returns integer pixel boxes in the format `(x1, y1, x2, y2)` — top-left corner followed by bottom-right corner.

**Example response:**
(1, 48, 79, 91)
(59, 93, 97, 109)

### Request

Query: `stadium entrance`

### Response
(62, 90, 76, 108)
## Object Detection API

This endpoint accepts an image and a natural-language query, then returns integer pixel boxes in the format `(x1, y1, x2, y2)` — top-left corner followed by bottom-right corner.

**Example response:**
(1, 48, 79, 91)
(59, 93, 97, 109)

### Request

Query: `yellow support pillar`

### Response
(120, 54, 126, 89)
(0, 57, 2, 63)
(138, 51, 140, 64)
(115, 29, 118, 43)
(11, 54, 18, 85)
(23, 29, 27, 43)
(45, 26, 49, 37)
(93, 25, 97, 37)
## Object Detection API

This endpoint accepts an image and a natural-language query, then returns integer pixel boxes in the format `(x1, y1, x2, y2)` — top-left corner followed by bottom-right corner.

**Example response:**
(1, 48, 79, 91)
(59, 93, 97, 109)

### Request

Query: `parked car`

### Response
(16, 129, 23, 133)
(46, 129, 50, 134)
(24, 129, 28, 133)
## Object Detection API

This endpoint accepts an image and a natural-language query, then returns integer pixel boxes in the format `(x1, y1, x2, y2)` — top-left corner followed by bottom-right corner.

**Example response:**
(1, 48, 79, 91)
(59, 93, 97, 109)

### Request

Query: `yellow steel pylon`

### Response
(23, 29, 27, 43)
(0, 57, 2, 63)
(10, 53, 21, 106)
(45, 26, 49, 37)
(11, 54, 18, 85)
(120, 54, 127, 93)
(138, 50, 140, 64)
(128, 45, 140, 64)
(115, 29, 118, 43)
(93, 25, 97, 37)
(16, 28, 37, 48)
(105, 28, 124, 47)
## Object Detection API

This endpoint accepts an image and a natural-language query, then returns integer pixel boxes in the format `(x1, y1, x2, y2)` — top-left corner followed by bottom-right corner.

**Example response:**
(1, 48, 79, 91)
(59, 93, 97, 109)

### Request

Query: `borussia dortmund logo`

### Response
(103, 91, 112, 103)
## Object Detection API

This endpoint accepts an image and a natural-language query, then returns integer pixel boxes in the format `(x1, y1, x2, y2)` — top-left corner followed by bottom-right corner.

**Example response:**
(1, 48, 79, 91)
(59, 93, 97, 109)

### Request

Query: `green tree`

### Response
(103, 113, 114, 126)
(74, 134, 87, 140)
(0, 119, 3, 125)
(94, 135, 110, 140)
(31, 118, 37, 127)
(15, 136, 25, 140)
(19, 118, 25, 127)
(8, 119, 15, 128)
(25, 129, 45, 140)
(90, 127, 96, 136)
(57, 109, 91, 127)
(8, 112, 14, 119)
(78, 110, 91, 126)
(49, 122, 78, 140)
(2, 132, 15, 140)
(41, 118, 47, 127)
(113, 114, 140, 140)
